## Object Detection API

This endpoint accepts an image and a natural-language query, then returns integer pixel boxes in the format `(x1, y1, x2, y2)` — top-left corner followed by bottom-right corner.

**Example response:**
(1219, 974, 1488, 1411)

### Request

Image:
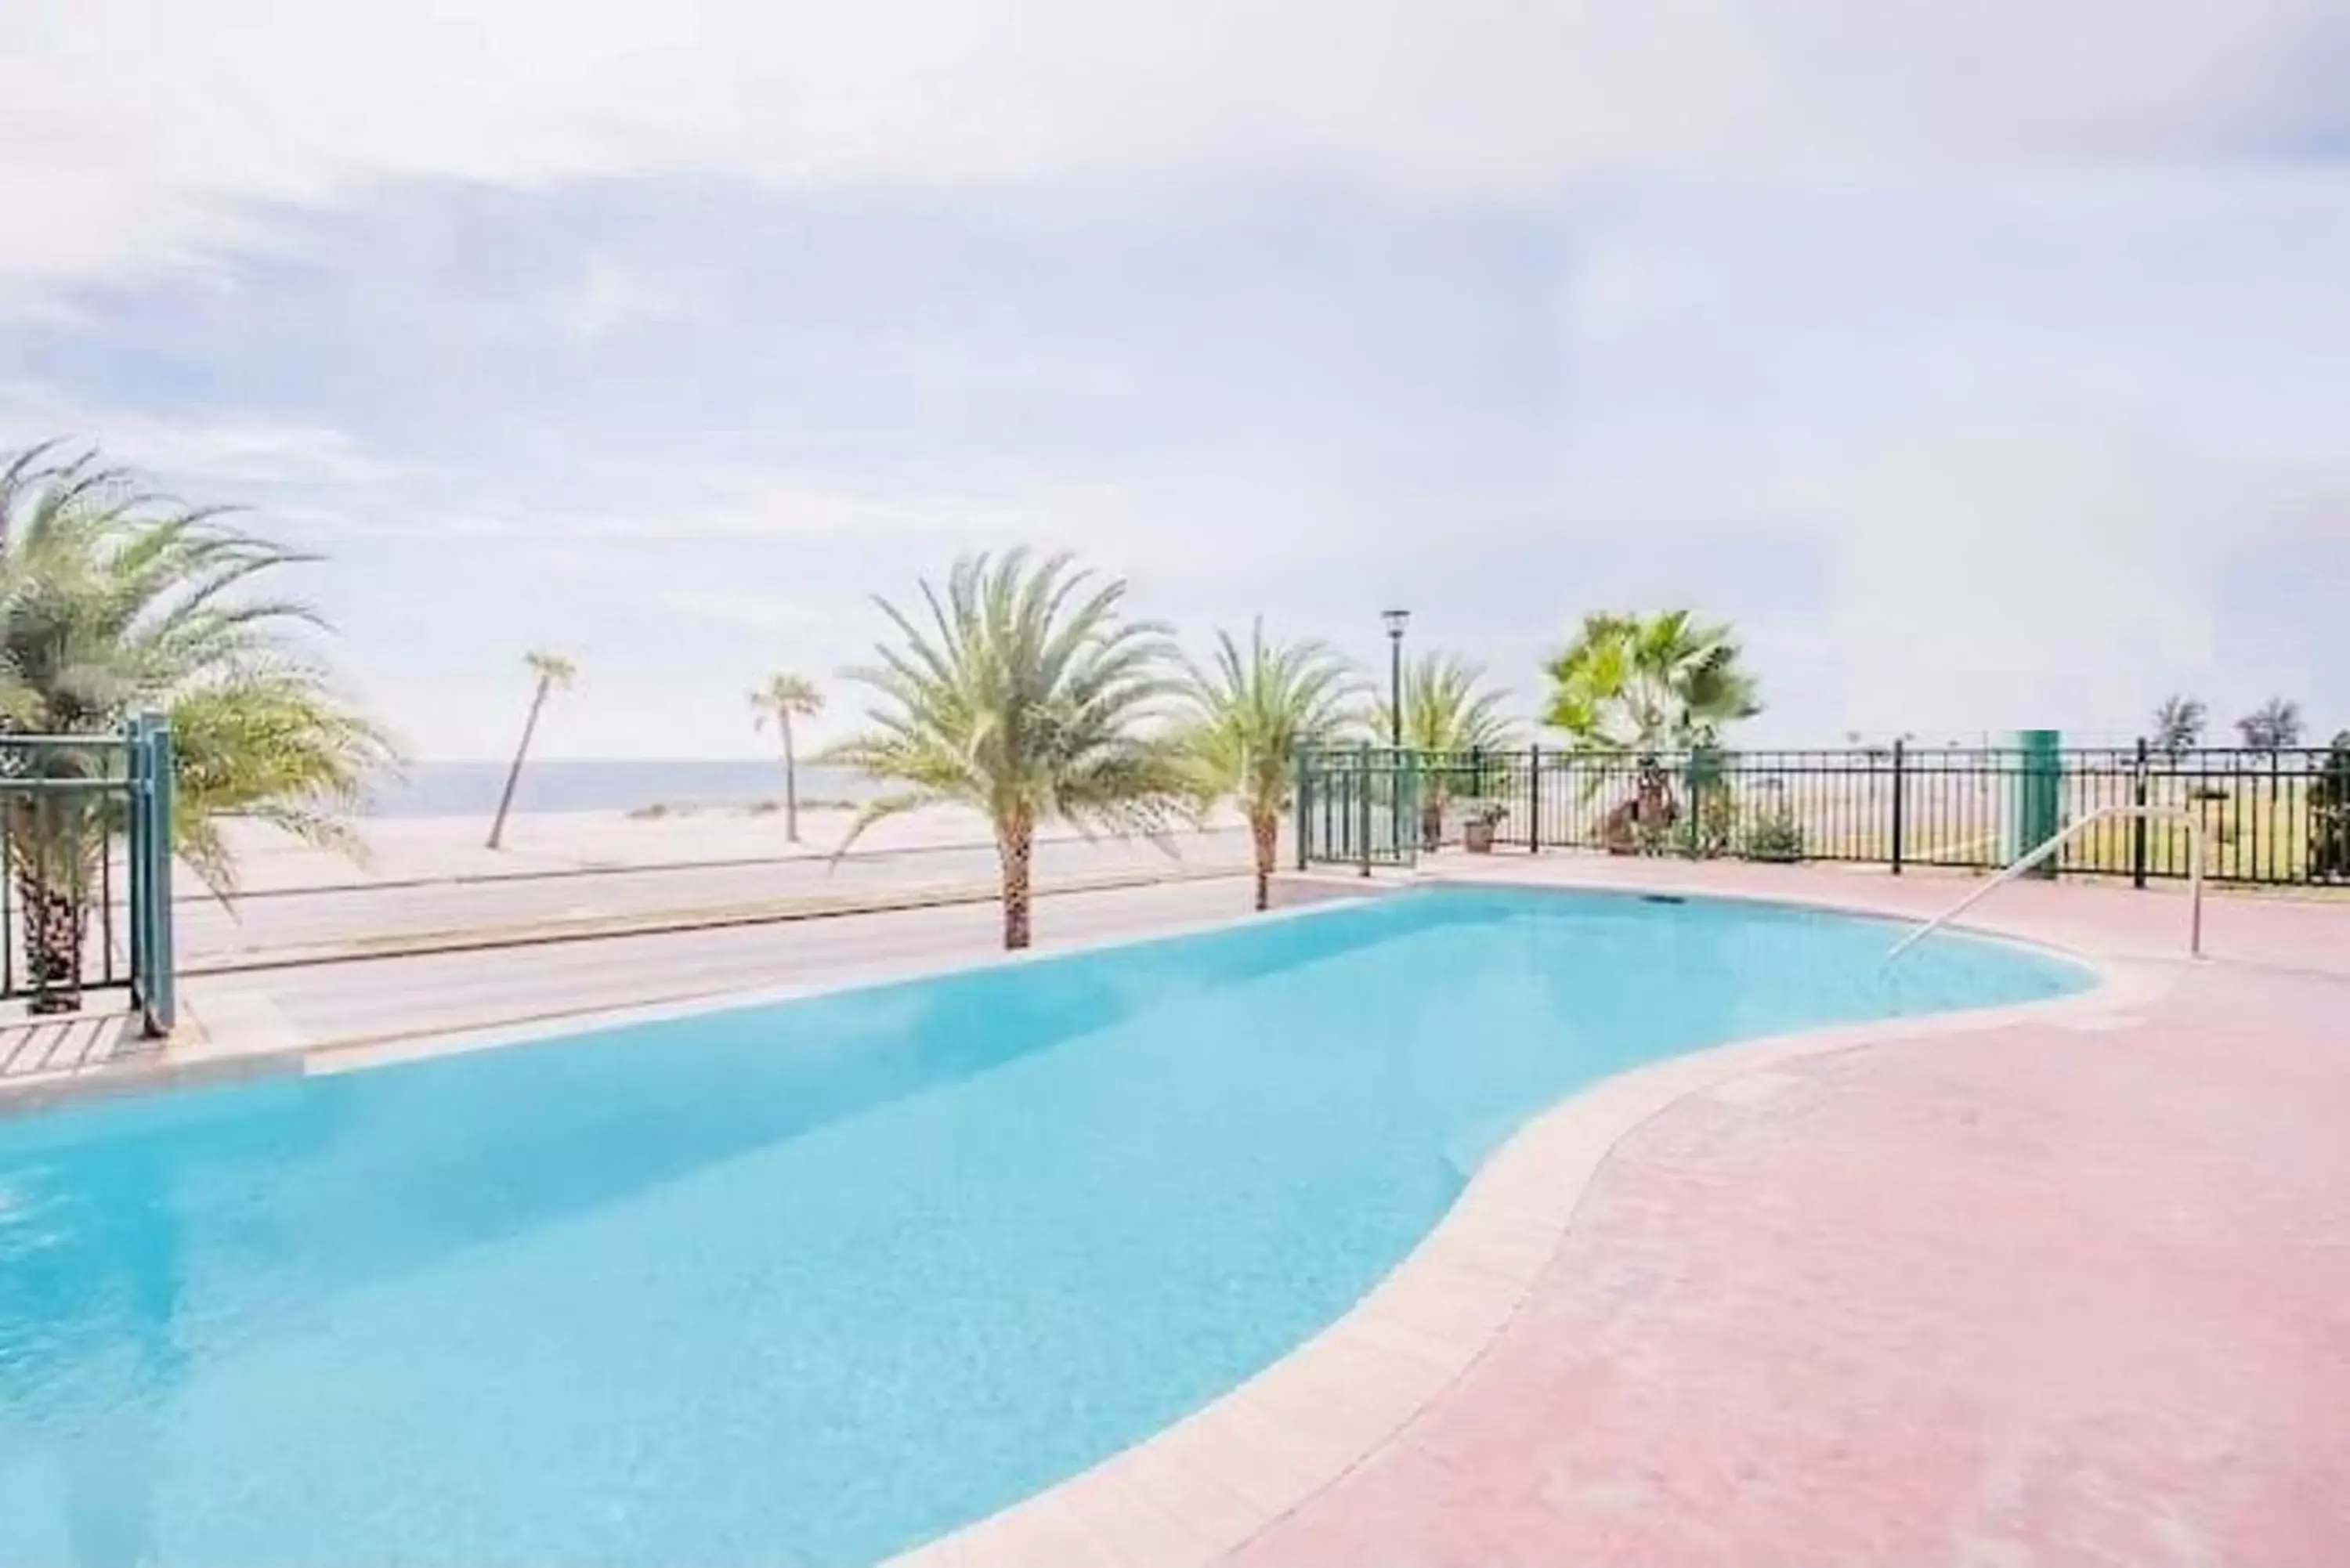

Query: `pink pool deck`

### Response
(1213, 858, 2350, 1568)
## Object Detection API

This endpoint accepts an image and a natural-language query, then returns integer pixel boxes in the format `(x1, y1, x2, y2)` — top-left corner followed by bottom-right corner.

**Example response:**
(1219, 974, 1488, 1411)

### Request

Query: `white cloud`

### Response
(0, 383, 396, 489)
(3, 0, 2342, 302)
(552, 259, 682, 342)
(1819, 435, 2219, 741)
(656, 588, 837, 634)
(3, 10, 2345, 759)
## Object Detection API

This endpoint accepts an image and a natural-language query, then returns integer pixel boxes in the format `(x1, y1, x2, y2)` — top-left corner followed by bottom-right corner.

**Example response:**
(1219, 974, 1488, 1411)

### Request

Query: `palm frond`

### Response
(827, 550, 1184, 857)
(1543, 609, 1762, 752)
(0, 443, 399, 902)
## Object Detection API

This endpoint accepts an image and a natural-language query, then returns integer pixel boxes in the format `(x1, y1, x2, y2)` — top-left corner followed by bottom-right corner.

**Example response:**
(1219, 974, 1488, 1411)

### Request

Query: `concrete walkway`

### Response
(1217, 856, 2350, 1568)
(178, 829, 1251, 967)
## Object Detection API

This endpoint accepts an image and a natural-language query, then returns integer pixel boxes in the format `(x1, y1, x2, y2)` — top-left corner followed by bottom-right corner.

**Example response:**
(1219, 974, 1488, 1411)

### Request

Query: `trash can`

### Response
(2011, 728, 2063, 876)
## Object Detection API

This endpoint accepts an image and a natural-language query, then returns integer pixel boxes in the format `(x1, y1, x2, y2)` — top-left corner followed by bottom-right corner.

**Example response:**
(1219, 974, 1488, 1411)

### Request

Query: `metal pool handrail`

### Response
(1887, 804, 2205, 963)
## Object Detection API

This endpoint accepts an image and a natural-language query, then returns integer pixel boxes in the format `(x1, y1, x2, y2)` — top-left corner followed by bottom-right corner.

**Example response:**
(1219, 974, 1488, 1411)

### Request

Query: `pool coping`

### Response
(882, 871, 2163, 1568)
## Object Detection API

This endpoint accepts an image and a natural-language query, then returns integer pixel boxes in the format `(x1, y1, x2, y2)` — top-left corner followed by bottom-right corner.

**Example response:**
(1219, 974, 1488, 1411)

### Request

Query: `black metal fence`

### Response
(1299, 739, 2350, 889)
(0, 720, 178, 1030)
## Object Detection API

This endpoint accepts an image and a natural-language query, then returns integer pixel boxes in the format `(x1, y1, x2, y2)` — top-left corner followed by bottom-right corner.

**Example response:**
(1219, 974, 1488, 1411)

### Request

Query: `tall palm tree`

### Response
(2151, 694, 2207, 759)
(486, 649, 574, 850)
(1542, 610, 1762, 751)
(823, 550, 1186, 950)
(749, 672, 825, 842)
(1372, 652, 1515, 753)
(0, 444, 395, 1010)
(1180, 620, 1358, 910)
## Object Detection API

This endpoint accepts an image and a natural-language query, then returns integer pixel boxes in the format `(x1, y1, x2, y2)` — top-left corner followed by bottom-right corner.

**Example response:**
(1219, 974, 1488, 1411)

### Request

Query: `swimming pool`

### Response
(0, 886, 2086, 1566)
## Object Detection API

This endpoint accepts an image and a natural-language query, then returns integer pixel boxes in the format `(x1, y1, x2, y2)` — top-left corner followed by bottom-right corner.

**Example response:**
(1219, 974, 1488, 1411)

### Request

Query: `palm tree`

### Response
(1369, 652, 1514, 848)
(2151, 695, 2206, 759)
(0, 444, 394, 1010)
(749, 672, 825, 842)
(486, 649, 575, 850)
(1542, 610, 1762, 751)
(1180, 620, 1358, 910)
(823, 551, 1187, 950)
(1544, 611, 1761, 853)
(1372, 652, 1515, 753)
(2236, 697, 2304, 755)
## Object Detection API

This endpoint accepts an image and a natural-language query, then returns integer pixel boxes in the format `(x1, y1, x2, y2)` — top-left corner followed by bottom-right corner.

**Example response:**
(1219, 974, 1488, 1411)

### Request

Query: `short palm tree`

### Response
(1544, 610, 1760, 853)
(1373, 652, 1515, 753)
(0, 444, 395, 1010)
(1542, 610, 1761, 751)
(749, 672, 824, 842)
(1180, 621, 1358, 910)
(823, 551, 1187, 950)
(486, 649, 575, 850)
(1372, 652, 1515, 833)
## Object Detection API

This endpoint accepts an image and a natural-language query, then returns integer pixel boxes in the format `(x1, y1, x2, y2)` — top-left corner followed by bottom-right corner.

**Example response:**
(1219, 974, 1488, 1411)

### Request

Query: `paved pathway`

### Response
(179, 876, 1257, 1057)
(180, 826, 1251, 964)
(1218, 857, 2350, 1568)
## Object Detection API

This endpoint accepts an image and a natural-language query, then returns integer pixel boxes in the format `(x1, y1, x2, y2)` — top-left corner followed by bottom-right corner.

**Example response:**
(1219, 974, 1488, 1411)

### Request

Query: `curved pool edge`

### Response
(885, 882, 2149, 1568)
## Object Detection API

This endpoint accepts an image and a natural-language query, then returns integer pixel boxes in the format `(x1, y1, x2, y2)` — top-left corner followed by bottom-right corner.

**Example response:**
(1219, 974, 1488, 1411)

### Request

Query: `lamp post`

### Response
(1381, 609, 1410, 747)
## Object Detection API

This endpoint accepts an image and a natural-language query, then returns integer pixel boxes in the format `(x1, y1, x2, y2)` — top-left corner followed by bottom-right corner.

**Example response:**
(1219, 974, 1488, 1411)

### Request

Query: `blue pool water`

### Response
(0, 887, 2085, 1566)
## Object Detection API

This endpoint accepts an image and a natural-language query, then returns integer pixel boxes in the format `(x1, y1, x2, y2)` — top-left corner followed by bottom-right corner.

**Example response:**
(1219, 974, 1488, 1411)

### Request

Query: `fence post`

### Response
(1357, 742, 1373, 879)
(148, 715, 177, 1036)
(1528, 744, 1542, 854)
(126, 713, 177, 1036)
(1401, 746, 1420, 868)
(1890, 738, 1907, 876)
(124, 716, 150, 1014)
(2131, 738, 2149, 890)
(1294, 750, 1311, 869)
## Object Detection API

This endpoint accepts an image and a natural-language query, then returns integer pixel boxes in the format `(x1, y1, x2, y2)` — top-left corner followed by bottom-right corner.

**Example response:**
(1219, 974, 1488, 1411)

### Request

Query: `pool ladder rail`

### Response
(1886, 804, 2205, 963)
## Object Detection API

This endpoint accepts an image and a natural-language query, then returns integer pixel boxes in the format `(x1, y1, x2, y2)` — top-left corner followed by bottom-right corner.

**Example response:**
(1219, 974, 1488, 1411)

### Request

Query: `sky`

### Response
(3, 1, 2347, 760)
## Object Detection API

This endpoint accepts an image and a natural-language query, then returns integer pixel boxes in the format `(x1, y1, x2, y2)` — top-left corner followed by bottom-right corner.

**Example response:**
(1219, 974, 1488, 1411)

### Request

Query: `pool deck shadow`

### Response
(0, 1006, 153, 1087)
(899, 854, 2350, 1568)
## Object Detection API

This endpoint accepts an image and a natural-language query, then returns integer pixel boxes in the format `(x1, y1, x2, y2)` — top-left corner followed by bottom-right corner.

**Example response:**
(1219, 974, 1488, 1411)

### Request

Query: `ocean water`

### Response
(362, 760, 879, 818)
(0, 887, 2087, 1566)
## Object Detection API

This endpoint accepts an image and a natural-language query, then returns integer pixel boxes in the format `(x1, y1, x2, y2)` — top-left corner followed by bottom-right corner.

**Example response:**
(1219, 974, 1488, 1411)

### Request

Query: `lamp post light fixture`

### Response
(1381, 609, 1410, 747)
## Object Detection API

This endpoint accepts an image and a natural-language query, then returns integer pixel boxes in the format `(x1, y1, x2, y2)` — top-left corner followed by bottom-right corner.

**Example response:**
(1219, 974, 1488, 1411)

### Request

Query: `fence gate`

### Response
(0, 716, 176, 1035)
(1295, 746, 1420, 872)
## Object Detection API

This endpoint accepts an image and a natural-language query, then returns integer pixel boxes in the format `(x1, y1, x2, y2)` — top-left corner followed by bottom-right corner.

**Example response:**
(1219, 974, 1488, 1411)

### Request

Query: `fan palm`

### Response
(1542, 610, 1761, 752)
(823, 551, 1187, 949)
(1180, 621, 1358, 910)
(486, 649, 575, 849)
(0, 444, 395, 1010)
(749, 673, 825, 841)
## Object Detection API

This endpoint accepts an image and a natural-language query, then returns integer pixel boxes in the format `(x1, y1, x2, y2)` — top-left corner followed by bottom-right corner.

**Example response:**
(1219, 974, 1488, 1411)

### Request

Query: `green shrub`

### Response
(2312, 732, 2350, 879)
(1743, 810, 1805, 863)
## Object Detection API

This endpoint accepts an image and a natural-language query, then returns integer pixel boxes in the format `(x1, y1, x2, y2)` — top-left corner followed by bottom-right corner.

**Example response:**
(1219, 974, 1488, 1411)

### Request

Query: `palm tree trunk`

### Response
(486, 679, 549, 850)
(10, 799, 89, 1014)
(998, 811, 1035, 950)
(782, 715, 799, 844)
(1251, 809, 1278, 911)
(18, 864, 86, 1013)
